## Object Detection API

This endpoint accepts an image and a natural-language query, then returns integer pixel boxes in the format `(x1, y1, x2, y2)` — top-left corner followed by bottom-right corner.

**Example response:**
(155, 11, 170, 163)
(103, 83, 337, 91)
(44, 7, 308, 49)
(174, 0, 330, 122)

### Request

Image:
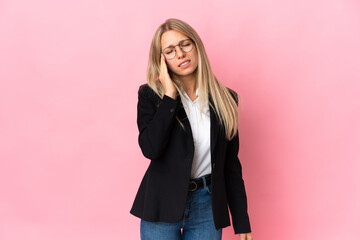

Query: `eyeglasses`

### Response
(161, 38, 194, 60)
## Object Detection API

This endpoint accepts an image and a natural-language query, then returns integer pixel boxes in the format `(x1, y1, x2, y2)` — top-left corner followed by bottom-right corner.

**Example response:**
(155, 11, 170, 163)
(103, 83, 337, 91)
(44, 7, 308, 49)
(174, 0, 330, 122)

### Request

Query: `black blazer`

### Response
(130, 83, 251, 234)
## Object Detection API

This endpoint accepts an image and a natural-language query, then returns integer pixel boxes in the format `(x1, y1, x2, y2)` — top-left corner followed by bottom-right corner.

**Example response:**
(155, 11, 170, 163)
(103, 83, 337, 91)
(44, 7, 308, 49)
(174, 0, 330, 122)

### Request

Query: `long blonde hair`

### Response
(146, 18, 242, 141)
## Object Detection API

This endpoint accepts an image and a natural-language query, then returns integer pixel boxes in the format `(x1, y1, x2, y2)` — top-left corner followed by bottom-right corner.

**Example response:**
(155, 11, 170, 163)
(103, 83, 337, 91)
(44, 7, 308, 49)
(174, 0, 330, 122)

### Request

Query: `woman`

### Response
(130, 18, 253, 240)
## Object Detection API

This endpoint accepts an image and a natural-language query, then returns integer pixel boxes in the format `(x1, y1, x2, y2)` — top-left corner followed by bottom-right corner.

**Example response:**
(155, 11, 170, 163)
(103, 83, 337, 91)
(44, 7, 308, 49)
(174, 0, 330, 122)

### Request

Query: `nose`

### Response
(175, 45, 185, 59)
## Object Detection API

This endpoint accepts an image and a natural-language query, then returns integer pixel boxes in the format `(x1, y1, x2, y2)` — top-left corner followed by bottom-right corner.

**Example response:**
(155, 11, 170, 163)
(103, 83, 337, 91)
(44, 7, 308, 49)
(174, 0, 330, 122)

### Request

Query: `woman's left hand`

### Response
(238, 232, 253, 240)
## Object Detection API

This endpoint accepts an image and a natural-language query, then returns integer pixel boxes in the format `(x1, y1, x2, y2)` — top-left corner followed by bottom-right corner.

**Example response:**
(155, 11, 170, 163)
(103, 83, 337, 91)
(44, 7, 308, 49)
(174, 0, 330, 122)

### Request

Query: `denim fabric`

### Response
(140, 175, 222, 240)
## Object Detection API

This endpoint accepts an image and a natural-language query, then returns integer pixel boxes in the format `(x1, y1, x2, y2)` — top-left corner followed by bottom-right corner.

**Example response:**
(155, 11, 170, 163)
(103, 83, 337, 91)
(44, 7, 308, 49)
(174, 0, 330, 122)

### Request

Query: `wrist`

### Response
(165, 91, 177, 100)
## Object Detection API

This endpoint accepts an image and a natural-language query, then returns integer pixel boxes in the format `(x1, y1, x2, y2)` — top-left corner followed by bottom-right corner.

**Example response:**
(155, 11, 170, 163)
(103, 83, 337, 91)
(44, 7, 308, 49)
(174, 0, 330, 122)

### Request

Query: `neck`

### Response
(176, 73, 197, 95)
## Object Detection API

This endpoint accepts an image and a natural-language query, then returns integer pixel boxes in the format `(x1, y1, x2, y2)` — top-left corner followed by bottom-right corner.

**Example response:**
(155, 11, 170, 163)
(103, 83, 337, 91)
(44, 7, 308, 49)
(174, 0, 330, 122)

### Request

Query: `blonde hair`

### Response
(146, 18, 243, 141)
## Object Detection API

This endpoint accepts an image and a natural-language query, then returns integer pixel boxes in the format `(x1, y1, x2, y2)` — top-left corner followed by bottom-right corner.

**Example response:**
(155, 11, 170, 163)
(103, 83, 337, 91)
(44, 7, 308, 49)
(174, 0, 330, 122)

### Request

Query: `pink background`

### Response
(1, 0, 359, 239)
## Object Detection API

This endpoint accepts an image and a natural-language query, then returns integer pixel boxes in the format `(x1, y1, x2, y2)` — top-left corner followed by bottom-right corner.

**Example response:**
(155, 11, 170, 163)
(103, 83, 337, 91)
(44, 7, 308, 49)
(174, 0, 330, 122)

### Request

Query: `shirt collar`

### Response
(180, 86, 199, 96)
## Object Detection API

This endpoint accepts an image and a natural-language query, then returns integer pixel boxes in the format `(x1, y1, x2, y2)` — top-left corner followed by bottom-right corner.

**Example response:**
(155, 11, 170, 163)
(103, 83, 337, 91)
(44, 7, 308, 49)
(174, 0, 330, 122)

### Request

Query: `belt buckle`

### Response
(189, 180, 198, 191)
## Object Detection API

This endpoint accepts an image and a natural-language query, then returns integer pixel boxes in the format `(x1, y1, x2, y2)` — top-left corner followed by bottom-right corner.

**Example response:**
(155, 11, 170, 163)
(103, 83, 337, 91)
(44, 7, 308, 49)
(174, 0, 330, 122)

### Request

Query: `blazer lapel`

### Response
(176, 94, 220, 156)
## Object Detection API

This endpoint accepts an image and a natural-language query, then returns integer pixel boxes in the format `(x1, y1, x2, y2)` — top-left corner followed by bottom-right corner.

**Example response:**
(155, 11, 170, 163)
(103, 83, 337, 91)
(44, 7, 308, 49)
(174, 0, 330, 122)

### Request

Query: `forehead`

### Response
(161, 30, 189, 48)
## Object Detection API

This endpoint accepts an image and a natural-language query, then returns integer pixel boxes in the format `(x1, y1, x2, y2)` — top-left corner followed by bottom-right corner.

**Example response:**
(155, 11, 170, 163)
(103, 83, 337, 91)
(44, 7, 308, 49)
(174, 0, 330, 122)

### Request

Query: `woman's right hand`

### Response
(159, 53, 177, 99)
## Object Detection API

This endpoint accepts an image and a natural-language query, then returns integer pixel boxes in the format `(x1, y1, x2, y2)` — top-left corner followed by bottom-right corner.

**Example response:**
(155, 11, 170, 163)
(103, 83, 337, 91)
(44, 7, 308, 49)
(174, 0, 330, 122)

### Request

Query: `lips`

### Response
(178, 60, 191, 67)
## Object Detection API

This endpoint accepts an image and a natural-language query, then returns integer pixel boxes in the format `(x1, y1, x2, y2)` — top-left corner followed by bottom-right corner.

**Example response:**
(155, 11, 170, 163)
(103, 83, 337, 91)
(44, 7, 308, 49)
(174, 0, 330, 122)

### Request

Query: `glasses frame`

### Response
(161, 38, 194, 60)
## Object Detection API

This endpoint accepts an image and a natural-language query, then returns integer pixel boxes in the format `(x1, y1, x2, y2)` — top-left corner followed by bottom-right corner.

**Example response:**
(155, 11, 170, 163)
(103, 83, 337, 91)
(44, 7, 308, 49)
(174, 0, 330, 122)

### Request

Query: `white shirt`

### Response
(180, 87, 212, 179)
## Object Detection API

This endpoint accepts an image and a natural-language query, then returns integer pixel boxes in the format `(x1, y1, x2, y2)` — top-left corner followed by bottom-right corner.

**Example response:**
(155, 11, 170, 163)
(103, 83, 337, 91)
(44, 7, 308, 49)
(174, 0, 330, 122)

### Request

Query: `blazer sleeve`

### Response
(224, 89, 252, 234)
(137, 84, 181, 159)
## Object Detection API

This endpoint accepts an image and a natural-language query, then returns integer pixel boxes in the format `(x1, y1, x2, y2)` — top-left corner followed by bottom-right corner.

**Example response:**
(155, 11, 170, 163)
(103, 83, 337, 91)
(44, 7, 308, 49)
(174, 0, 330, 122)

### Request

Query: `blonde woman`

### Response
(130, 18, 253, 240)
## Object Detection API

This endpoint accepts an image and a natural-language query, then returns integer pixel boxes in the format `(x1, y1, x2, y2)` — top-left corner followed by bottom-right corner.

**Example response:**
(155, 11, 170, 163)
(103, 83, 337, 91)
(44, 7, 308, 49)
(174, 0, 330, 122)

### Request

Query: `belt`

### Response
(188, 174, 211, 191)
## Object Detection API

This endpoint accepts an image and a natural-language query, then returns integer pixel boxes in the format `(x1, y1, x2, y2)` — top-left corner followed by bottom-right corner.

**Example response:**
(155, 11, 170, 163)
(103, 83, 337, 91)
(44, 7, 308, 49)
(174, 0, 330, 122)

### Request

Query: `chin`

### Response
(174, 67, 196, 76)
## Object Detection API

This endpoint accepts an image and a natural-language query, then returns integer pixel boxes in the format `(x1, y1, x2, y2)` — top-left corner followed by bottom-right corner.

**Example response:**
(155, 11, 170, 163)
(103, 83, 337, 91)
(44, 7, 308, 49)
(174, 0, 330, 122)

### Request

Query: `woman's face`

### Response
(160, 30, 198, 77)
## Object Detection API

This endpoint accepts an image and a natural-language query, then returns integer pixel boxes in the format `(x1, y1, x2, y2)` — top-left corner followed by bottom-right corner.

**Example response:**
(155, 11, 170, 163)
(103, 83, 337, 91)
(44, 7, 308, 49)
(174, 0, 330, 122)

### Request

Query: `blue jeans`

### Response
(140, 175, 222, 240)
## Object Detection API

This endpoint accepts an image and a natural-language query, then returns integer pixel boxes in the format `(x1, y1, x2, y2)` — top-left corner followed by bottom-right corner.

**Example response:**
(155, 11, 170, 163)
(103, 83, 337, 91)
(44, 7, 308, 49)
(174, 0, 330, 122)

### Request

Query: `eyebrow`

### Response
(163, 38, 190, 50)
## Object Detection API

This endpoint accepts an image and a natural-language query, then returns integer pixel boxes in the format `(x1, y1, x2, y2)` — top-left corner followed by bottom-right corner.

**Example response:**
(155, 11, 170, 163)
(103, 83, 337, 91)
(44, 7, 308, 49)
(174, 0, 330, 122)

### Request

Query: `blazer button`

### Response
(212, 163, 216, 169)
(170, 108, 175, 112)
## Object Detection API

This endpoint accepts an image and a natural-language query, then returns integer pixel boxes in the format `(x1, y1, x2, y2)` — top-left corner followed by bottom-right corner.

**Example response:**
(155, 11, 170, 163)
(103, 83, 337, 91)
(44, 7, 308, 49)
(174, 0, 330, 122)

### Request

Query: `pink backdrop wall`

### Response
(1, 0, 359, 239)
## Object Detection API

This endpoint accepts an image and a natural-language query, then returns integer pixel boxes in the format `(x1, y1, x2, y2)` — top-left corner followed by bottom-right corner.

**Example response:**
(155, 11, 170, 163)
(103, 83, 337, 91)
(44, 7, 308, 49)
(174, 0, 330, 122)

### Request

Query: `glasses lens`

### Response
(181, 39, 193, 53)
(162, 39, 194, 60)
(163, 47, 175, 60)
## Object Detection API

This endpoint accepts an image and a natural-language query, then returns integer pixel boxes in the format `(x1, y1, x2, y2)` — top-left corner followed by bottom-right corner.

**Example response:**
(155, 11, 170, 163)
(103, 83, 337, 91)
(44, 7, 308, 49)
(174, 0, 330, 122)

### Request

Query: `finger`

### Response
(160, 54, 165, 71)
(161, 53, 167, 64)
(161, 55, 166, 69)
(159, 54, 163, 67)
(159, 54, 164, 78)
(161, 56, 168, 72)
(160, 56, 167, 76)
